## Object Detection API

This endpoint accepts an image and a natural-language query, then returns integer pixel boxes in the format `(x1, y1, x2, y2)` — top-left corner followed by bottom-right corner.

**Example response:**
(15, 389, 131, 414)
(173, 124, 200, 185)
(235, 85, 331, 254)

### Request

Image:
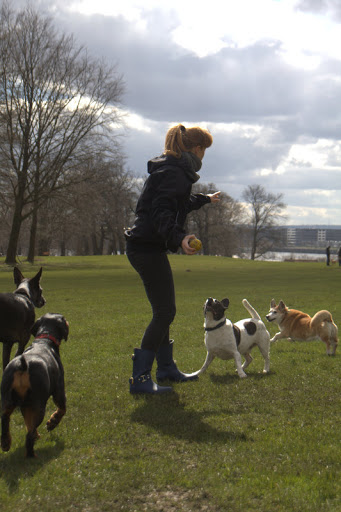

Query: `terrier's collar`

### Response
(204, 319, 226, 332)
(204, 320, 241, 347)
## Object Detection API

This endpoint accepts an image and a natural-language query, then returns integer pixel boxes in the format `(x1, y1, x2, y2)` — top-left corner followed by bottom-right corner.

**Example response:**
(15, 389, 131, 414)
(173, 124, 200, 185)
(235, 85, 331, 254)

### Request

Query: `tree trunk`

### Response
(83, 236, 90, 255)
(118, 234, 125, 255)
(27, 207, 38, 263)
(203, 209, 210, 256)
(5, 200, 24, 265)
(110, 237, 117, 255)
(91, 233, 99, 255)
(251, 230, 257, 260)
(99, 225, 105, 255)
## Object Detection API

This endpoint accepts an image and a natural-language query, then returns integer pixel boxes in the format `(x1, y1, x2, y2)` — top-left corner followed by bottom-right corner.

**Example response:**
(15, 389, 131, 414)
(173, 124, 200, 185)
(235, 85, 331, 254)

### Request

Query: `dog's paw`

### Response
(239, 373, 247, 379)
(46, 418, 58, 431)
(46, 408, 65, 431)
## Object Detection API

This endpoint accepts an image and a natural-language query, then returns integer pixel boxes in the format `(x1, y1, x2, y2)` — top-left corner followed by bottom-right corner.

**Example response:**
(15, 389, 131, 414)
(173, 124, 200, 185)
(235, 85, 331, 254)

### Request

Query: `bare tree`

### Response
(188, 183, 244, 256)
(101, 164, 136, 254)
(0, 3, 125, 264)
(242, 184, 286, 260)
(32, 155, 135, 256)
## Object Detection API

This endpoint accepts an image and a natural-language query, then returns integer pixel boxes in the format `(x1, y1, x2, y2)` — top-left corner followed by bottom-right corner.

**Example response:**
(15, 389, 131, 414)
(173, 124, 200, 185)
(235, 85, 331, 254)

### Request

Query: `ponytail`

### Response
(164, 124, 213, 158)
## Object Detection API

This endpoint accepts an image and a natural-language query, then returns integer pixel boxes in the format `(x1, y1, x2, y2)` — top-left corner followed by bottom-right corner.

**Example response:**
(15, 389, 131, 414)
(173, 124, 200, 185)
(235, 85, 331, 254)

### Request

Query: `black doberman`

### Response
(0, 267, 45, 370)
(1, 313, 69, 457)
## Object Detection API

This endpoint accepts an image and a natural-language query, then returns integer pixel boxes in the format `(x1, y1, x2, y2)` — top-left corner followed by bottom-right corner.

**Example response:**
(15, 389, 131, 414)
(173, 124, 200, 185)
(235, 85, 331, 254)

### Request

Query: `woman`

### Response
(125, 123, 220, 394)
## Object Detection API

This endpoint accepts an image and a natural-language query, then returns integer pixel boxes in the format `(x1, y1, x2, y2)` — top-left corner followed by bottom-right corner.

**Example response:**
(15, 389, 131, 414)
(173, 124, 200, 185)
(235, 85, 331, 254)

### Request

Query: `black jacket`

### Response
(125, 153, 211, 253)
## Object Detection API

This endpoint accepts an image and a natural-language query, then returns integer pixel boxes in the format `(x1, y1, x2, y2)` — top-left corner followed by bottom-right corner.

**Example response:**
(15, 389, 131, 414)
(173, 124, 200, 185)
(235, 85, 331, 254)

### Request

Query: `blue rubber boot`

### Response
(129, 348, 172, 394)
(156, 340, 199, 383)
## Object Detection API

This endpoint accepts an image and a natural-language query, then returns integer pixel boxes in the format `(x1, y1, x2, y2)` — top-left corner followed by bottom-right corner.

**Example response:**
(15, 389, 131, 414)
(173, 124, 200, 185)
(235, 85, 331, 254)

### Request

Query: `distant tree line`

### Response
(0, 2, 286, 262)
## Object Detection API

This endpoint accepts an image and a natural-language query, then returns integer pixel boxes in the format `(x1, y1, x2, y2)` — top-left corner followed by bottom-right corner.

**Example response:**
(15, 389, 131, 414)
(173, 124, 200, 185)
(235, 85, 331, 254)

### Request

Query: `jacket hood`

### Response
(147, 152, 202, 183)
(147, 153, 179, 174)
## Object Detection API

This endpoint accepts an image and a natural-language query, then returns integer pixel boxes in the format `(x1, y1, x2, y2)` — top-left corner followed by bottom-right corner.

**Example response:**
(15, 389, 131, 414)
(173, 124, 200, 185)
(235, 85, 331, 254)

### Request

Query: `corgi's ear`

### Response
(221, 298, 230, 310)
(270, 299, 276, 308)
(278, 300, 286, 310)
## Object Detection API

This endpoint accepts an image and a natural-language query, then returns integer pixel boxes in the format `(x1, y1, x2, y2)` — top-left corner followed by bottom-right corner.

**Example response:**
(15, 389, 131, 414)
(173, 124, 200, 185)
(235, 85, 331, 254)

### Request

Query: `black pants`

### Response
(127, 249, 176, 352)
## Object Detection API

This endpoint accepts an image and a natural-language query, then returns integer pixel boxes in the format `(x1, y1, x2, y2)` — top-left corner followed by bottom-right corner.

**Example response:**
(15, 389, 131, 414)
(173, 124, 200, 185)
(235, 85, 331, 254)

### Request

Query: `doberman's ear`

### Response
(32, 267, 43, 283)
(60, 317, 69, 342)
(54, 314, 69, 341)
(14, 267, 24, 287)
(221, 298, 230, 310)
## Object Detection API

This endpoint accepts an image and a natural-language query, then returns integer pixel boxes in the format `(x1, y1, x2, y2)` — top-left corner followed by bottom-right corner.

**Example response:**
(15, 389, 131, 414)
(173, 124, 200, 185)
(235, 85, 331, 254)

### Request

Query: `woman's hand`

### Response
(181, 235, 197, 255)
(207, 191, 221, 203)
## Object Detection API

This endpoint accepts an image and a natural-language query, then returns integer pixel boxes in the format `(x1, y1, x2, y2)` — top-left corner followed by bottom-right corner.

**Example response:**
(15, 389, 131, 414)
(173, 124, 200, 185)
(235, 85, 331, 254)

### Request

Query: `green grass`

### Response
(0, 255, 340, 511)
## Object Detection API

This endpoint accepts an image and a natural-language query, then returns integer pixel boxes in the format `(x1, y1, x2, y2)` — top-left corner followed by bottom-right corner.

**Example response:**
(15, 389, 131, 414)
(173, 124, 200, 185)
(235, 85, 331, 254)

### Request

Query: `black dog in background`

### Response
(0, 267, 45, 370)
(1, 313, 69, 458)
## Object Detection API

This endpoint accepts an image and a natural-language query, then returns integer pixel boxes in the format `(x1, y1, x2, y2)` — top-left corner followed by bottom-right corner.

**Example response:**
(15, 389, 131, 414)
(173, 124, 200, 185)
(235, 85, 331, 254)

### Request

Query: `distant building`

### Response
(279, 225, 341, 248)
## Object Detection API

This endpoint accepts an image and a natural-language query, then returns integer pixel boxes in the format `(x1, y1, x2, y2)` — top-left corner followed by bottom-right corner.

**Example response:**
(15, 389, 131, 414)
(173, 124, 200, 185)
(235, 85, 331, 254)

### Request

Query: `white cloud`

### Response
(67, 0, 341, 69)
(67, 0, 146, 21)
(286, 205, 338, 224)
(124, 111, 153, 132)
(288, 139, 341, 168)
(12, 0, 341, 225)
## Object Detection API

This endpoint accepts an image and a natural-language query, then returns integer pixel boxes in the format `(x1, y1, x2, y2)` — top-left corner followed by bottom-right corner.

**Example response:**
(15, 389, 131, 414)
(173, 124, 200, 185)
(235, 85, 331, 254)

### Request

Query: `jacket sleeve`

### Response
(150, 169, 188, 252)
(185, 193, 211, 214)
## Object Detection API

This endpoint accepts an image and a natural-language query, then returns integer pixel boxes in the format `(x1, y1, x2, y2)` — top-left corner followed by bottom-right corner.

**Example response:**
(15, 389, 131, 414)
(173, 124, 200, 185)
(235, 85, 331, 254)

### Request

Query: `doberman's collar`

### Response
(15, 288, 32, 301)
(36, 334, 61, 347)
(204, 320, 226, 332)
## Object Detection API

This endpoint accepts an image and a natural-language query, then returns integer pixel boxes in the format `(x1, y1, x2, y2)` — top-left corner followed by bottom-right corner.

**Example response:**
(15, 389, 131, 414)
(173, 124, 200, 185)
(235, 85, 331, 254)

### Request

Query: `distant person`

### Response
(125, 123, 220, 394)
(326, 246, 330, 266)
(338, 246, 341, 267)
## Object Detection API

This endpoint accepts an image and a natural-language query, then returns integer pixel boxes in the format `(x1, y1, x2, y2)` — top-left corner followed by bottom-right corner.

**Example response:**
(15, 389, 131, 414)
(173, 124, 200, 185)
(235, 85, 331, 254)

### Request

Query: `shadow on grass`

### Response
(209, 370, 276, 385)
(0, 437, 64, 494)
(131, 393, 247, 444)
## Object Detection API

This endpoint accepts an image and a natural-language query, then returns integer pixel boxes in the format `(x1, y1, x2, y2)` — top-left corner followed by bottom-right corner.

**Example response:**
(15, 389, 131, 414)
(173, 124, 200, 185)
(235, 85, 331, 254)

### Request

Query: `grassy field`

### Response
(0, 255, 340, 511)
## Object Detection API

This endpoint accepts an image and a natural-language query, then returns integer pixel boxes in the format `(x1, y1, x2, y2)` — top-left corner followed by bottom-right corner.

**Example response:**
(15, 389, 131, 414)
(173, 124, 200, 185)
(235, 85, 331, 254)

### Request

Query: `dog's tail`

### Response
(242, 299, 261, 320)
(311, 310, 339, 346)
(11, 356, 31, 400)
(311, 310, 334, 329)
(17, 355, 28, 372)
(1, 356, 30, 406)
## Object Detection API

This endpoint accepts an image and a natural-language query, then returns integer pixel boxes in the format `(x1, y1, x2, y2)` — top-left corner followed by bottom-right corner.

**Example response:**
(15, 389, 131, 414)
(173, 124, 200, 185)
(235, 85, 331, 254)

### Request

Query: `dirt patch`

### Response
(134, 487, 220, 512)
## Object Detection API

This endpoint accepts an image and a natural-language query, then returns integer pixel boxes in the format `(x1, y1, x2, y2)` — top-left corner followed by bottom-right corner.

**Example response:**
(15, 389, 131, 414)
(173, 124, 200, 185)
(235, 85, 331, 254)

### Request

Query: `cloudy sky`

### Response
(13, 0, 341, 225)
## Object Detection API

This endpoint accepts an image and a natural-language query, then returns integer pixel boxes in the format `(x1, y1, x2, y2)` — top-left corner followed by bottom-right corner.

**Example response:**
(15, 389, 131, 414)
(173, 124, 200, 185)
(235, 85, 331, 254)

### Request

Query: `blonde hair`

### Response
(164, 124, 213, 158)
